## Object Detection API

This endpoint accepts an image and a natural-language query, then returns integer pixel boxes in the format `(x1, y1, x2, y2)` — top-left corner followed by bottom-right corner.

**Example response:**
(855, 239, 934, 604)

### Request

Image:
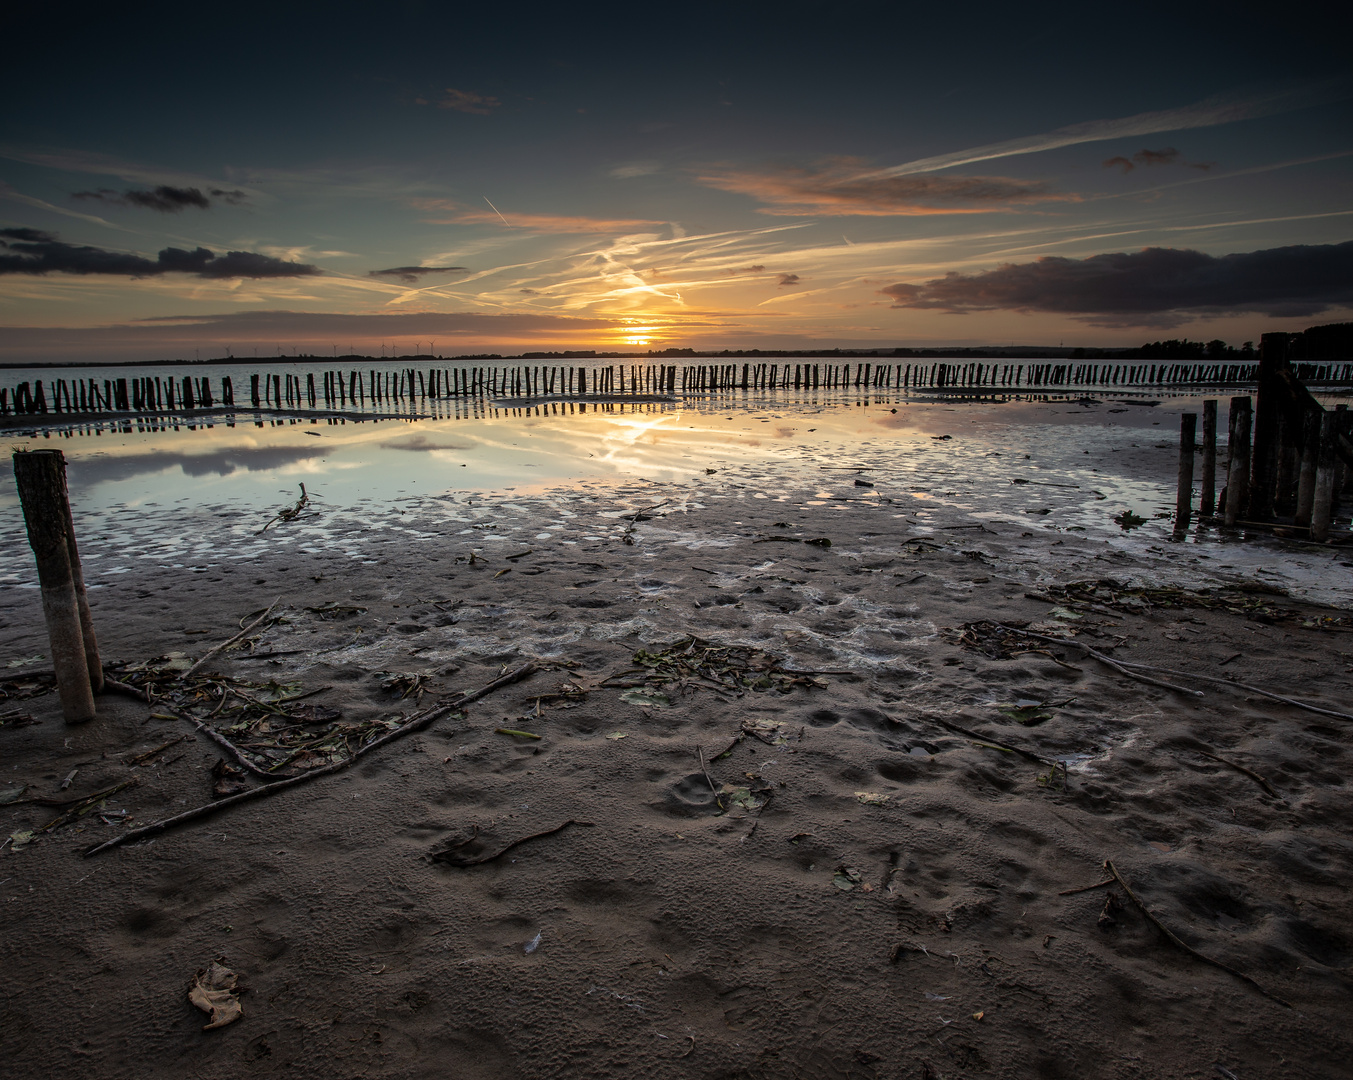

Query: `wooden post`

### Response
(1174, 412, 1196, 534)
(1200, 399, 1217, 517)
(1311, 412, 1338, 542)
(1224, 396, 1252, 527)
(1249, 333, 1289, 520)
(13, 450, 98, 722)
(1296, 409, 1322, 526)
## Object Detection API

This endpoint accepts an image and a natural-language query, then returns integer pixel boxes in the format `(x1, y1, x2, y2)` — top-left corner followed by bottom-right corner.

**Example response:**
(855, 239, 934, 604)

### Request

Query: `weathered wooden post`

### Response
(1224, 396, 1252, 527)
(12, 449, 101, 721)
(1296, 408, 1322, 527)
(1200, 399, 1217, 517)
(1174, 412, 1196, 534)
(1249, 333, 1290, 520)
(1311, 412, 1338, 542)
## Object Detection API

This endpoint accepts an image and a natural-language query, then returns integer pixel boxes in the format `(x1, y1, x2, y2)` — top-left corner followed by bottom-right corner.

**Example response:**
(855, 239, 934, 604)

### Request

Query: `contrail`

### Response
(864, 78, 1351, 178)
(483, 196, 511, 227)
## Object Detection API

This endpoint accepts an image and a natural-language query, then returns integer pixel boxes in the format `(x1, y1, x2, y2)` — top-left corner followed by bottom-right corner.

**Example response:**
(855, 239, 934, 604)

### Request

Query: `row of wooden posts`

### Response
(1172, 336, 1352, 541)
(6, 358, 1353, 417)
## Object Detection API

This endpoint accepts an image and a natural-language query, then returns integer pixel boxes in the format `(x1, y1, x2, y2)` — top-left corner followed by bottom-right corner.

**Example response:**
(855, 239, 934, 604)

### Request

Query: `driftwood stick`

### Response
(186, 716, 288, 781)
(1058, 877, 1115, 896)
(430, 819, 595, 867)
(993, 625, 1203, 697)
(84, 662, 538, 857)
(697, 745, 723, 810)
(101, 677, 150, 702)
(1196, 750, 1283, 799)
(1112, 661, 1353, 722)
(932, 717, 1054, 766)
(183, 598, 281, 680)
(1103, 859, 1289, 1008)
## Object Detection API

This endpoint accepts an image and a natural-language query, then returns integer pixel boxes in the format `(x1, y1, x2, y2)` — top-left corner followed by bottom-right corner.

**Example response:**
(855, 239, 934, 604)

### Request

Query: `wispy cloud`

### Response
(412, 198, 668, 234)
(0, 144, 260, 197)
(879, 240, 1353, 327)
(699, 159, 1063, 216)
(0, 181, 128, 229)
(868, 79, 1351, 177)
(0, 228, 320, 279)
(418, 88, 501, 114)
(610, 161, 661, 179)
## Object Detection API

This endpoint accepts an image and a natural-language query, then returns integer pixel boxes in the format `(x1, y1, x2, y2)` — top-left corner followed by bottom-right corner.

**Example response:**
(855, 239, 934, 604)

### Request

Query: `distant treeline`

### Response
(5, 322, 1349, 371)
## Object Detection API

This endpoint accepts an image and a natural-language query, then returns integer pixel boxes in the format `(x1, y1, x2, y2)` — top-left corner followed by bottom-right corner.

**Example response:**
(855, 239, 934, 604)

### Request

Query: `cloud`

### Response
(71, 185, 246, 211)
(866, 78, 1351, 178)
(1104, 147, 1213, 173)
(879, 241, 1353, 327)
(411, 198, 667, 233)
(428, 88, 501, 114)
(368, 265, 470, 283)
(777, 273, 801, 287)
(728, 264, 765, 275)
(610, 161, 660, 179)
(699, 159, 1061, 216)
(0, 228, 320, 278)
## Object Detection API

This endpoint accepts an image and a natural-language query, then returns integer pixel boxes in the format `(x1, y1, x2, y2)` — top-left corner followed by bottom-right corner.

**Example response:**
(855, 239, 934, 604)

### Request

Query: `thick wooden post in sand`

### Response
(1311, 412, 1338, 542)
(1224, 396, 1252, 528)
(1296, 409, 1322, 527)
(1200, 399, 1217, 517)
(1174, 412, 1196, 534)
(13, 449, 100, 721)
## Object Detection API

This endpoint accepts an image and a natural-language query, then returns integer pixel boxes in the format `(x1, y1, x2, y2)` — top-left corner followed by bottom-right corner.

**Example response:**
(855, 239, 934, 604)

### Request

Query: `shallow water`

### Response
(1, 393, 1349, 610)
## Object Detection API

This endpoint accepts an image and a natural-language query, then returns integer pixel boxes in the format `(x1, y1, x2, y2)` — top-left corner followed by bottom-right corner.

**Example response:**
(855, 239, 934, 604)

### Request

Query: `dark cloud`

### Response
(777, 273, 801, 287)
(0, 228, 319, 278)
(368, 265, 470, 283)
(71, 185, 246, 211)
(879, 241, 1353, 328)
(1102, 147, 1213, 174)
(700, 158, 1062, 216)
(728, 264, 766, 275)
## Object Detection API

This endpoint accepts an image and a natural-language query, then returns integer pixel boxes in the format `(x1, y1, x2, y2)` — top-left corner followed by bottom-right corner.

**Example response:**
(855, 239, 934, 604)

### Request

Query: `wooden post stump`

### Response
(13, 449, 100, 722)
(1174, 412, 1196, 534)
(1200, 400, 1217, 517)
(1224, 396, 1252, 527)
(1312, 412, 1338, 542)
(1296, 409, 1322, 526)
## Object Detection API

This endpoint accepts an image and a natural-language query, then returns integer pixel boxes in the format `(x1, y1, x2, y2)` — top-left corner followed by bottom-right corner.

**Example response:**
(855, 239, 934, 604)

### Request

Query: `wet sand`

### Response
(2, 401, 1352, 1079)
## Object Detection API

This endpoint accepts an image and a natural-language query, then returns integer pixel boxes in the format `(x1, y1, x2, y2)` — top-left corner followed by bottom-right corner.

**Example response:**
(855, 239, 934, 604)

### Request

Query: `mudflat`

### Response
(2, 415, 1351, 1080)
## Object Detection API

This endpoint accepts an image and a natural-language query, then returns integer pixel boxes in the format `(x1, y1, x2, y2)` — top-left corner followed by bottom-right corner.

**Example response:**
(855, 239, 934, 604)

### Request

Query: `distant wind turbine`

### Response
(483, 196, 512, 227)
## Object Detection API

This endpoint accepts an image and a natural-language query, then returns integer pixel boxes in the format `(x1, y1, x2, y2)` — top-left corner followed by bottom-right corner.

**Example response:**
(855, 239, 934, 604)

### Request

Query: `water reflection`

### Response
(0, 393, 1347, 609)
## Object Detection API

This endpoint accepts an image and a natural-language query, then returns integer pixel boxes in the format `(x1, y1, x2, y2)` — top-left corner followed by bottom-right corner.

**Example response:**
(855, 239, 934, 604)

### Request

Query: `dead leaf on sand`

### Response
(855, 791, 891, 806)
(619, 688, 671, 708)
(189, 960, 242, 1030)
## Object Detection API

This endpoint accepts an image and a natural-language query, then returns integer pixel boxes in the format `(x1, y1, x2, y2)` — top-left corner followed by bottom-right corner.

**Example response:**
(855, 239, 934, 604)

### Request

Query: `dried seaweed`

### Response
(630, 636, 827, 697)
(105, 657, 391, 779)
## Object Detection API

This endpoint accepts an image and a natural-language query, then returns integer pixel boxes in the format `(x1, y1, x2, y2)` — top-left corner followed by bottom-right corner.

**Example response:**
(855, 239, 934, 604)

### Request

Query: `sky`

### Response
(2, 0, 1351, 362)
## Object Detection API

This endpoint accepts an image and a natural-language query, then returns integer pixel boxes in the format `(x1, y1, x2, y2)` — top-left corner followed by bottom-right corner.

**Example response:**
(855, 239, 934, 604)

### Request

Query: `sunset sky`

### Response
(2, 1, 1350, 361)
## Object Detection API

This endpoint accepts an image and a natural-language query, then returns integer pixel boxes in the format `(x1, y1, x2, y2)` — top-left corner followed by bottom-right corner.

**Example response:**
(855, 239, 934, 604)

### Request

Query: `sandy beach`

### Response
(2, 398, 1351, 1079)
